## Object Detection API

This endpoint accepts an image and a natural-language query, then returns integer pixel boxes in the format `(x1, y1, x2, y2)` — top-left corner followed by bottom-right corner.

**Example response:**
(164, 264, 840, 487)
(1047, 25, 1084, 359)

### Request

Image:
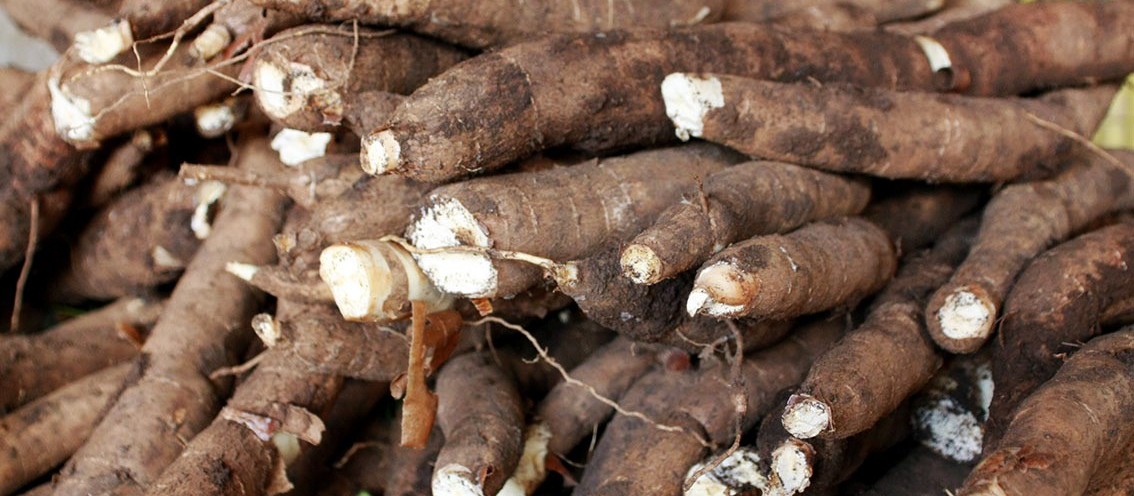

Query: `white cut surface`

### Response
(782, 396, 830, 439)
(938, 289, 993, 340)
(319, 243, 392, 322)
(621, 244, 661, 284)
(685, 448, 767, 496)
(771, 442, 812, 496)
(152, 246, 184, 269)
(254, 60, 327, 119)
(361, 130, 401, 175)
(73, 20, 132, 64)
(498, 423, 552, 496)
(195, 102, 237, 138)
(191, 181, 227, 239)
(271, 128, 332, 166)
(433, 464, 484, 496)
(914, 395, 983, 462)
(408, 197, 498, 296)
(49, 77, 96, 143)
(662, 73, 724, 141)
(688, 262, 748, 317)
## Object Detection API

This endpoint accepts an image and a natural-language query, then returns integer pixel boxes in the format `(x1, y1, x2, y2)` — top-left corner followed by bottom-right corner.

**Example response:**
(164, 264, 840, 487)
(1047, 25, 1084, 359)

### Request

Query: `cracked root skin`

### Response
(249, 0, 727, 49)
(623, 160, 871, 285)
(675, 73, 1115, 183)
(52, 136, 289, 496)
(961, 330, 1134, 496)
(363, 23, 939, 182)
(689, 217, 897, 320)
(985, 221, 1134, 445)
(927, 151, 1134, 354)
(252, 26, 466, 132)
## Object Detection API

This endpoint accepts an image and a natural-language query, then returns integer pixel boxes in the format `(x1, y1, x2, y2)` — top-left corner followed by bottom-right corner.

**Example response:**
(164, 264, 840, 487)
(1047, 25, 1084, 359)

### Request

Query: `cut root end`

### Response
(770, 439, 814, 496)
(270, 129, 332, 167)
(73, 19, 134, 64)
(937, 288, 995, 343)
(685, 448, 768, 496)
(361, 131, 401, 175)
(688, 262, 751, 317)
(782, 395, 831, 439)
(661, 73, 724, 141)
(433, 464, 486, 496)
(319, 243, 394, 322)
(620, 244, 663, 285)
(253, 59, 329, 122)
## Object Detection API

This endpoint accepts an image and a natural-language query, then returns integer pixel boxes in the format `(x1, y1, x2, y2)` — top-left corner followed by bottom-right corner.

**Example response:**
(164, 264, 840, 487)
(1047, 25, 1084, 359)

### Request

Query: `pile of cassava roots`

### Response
(3, 0, 1134, 494)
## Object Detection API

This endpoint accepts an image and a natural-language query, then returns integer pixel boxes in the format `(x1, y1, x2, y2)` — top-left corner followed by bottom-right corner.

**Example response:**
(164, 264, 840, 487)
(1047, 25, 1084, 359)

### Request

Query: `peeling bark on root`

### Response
(666, 73, 1115, 183)
(961, 330, 1134, 496)
(984, 221, 1134, 445)
(0, 297, 162, 411)
(927, 151, 1134, 354)
(52, 135, 288, 496)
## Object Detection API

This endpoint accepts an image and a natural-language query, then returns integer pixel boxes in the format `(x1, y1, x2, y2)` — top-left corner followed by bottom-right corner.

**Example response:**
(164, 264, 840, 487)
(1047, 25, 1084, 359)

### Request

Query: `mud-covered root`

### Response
(664, 72, 1116, 183)
(404, 144, 739, 298)
(575, 317, 844, 494)
(927, 151, 1134, 354)
(982, 220, 1134, 443)
(781, 218, 978, 441)
(319, 239, 452, 322)
(249, 0, 726, 49)
(910, 353, 993, 464)
(622, 161, 871, 285)
(432, 352, 524, 496)
(0, 297, 163, 411)
(53, 172, 202, 301)
(251, 26, 466, 132)
(0, 363, 131, 496)
(52, 135, 289, 496)
(48, 39, 238, 148)
(959, 329, 1134, 496)
(864, 185, 983, 253)
(687, 217, 896, 320)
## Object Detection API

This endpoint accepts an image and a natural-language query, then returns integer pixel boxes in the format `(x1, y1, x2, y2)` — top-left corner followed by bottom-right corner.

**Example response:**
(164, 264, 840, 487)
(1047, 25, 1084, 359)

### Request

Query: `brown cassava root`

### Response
(621, 161, 871, 285)
(687, 217, 896, 320)
(0, 297, 163, 411)
(575, 317, 843, 494)
(927, 150, 1134, 354)
(404, 143, 740, 298)
(248, 0, 727, 49)
(960, 329, 1134, 496)
(722, 0, 943, 31)
(781, 218, 977, 441)
(983, 220, 1134, 444)
(664, 73, 1115, 183)
(251, 26, 466, 132)
(0, 363, 131, 496)
(52, 135, 288, 496)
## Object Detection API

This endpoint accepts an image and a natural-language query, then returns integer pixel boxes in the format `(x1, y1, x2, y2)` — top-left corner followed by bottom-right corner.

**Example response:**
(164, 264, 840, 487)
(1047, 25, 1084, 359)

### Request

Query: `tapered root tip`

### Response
(621, 244, 663, 285)
(361, 131, 401, 175)
(661, 73, 724, 141)
(73, 20, 134, 64)
(319, 244, 392, 321)
(782, 395, 830, 439)
(771, 440, 813, 495)
(937, 288, 995, 343)
(433, 464, 485, 496)
(687, 262, 750, 317)
(685, 448, 768, 496)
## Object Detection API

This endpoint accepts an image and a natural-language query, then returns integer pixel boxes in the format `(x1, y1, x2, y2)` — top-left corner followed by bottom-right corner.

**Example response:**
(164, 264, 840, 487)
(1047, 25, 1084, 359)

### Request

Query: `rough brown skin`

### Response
(680, 75, 1116, 183)
(932, 1, 1134, 95)
(0, 297, 163, 412)
(251, 26, 467, 132)
(88, 129, 161, 207)
(432, 351, 524, 496)
(622, 161, 871, 285)
(406, 144, 740, 298)
(248, 0, 727, 49)
(863, 446, 973, 496)
(960, 330, 1134, 496)
(536, 337, 658, 457)
(927, 151, 1134, 354)
(762, 402, 910, 494)
(190, 0, 303, 61)
(785, 218, 977, 441)
(886, 0, 1011, 36)
(554, 246, 792, 351)
(52, 135, 288, 496)
(864, 185, 982, 255)
(382, 422, 443, 496)
(689, 217, 897, 321)
(54, 172, 200, 301)
(145, 302, 353, 496)
(1085, 437, 1134, 496)
(342, 90, 406, 139)
(112, 0, 212, 41)
(0, 68, 37, 110)
(49, 41, 238, 148)
(269, 306, 410, 382)
(0, 71, 86, 273)
(0, 0, 113, 51)
(0, 363, 131, 496)
(363, 22, 942, 182)
(983, 221, 1134, 445)
(574, 317, 843, 495)
(723, 0, 941, 30)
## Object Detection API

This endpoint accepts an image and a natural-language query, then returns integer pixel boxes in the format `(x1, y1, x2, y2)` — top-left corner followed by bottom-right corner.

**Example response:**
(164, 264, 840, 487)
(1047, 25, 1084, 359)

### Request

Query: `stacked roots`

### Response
(2, 0, 1134, 495)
